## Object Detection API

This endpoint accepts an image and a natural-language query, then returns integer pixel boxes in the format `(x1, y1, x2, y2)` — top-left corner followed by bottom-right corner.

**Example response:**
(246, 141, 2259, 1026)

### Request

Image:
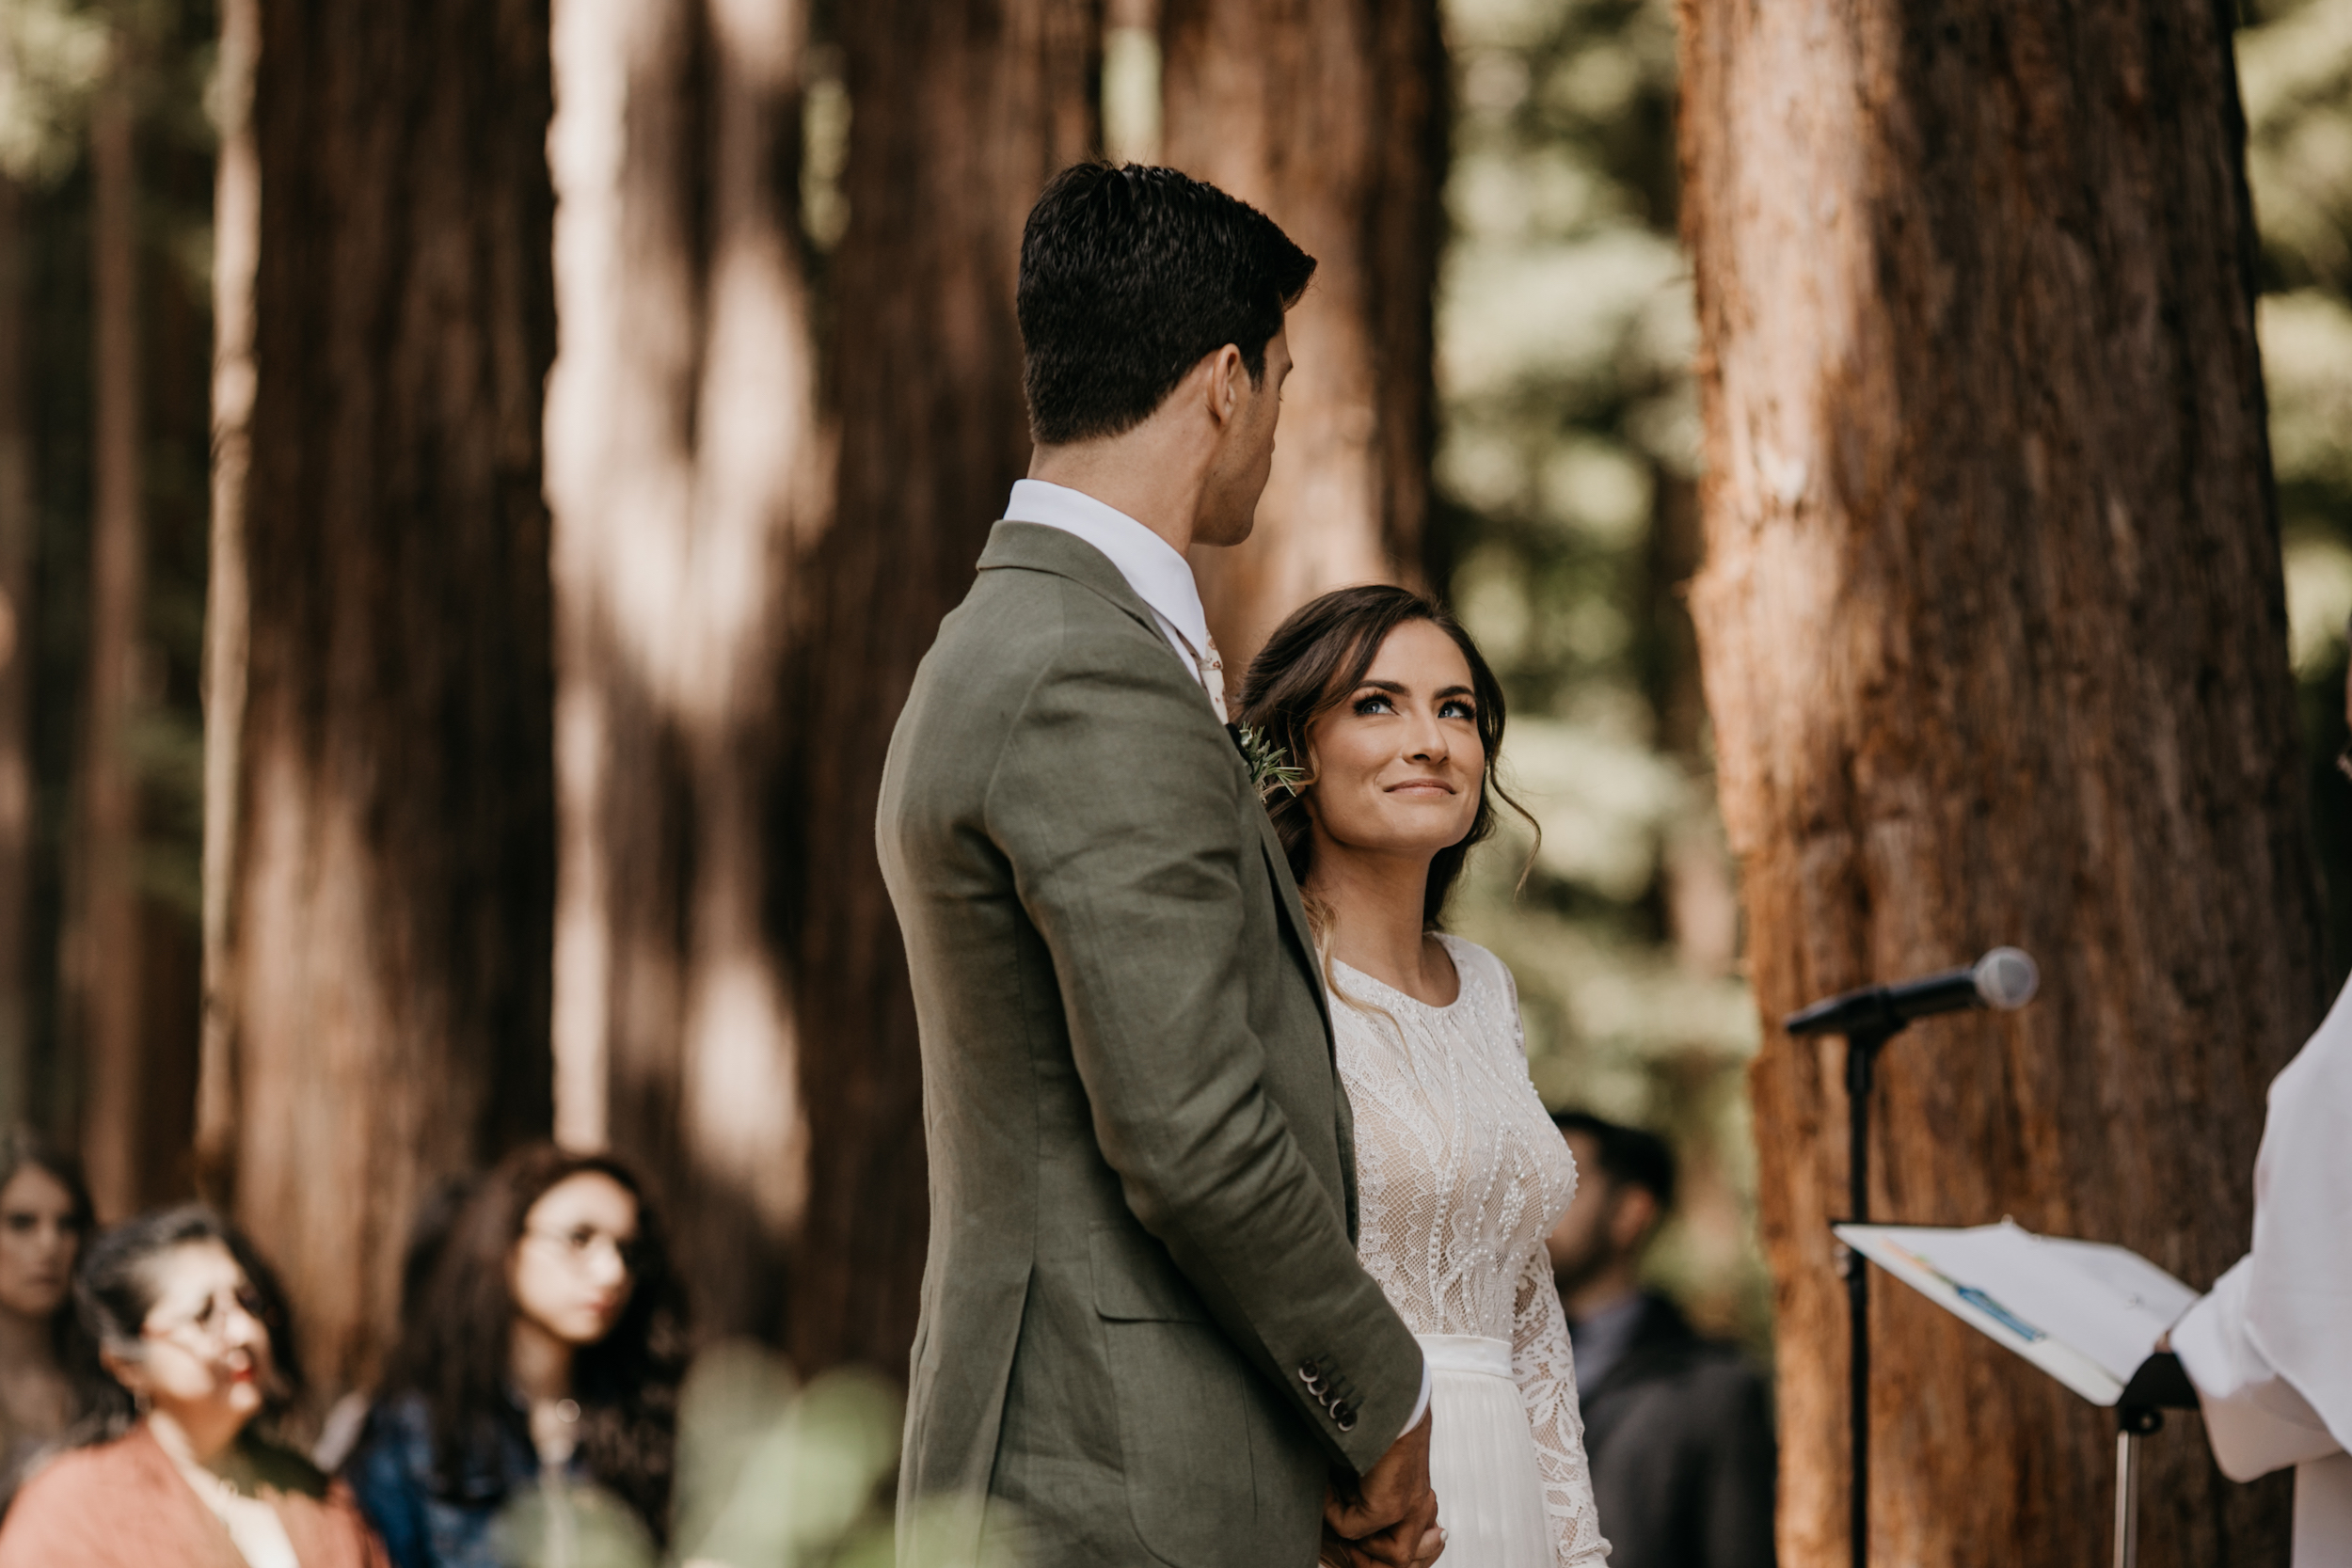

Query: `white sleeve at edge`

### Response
(2174, 1256, 2344, 1481)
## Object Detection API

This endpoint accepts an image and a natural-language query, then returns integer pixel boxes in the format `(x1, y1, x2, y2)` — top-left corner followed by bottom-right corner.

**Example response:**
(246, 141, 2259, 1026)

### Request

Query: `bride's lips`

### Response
(1386, 778, 1455, 796)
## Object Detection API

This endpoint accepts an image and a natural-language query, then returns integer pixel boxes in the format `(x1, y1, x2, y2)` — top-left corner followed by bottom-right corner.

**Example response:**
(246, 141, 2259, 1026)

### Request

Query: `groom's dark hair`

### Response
(1018, 163, 1316, 446)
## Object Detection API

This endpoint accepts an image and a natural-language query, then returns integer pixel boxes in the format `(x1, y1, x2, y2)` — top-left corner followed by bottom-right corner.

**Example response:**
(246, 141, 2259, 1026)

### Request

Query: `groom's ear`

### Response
(1203, 342, 1248, 427)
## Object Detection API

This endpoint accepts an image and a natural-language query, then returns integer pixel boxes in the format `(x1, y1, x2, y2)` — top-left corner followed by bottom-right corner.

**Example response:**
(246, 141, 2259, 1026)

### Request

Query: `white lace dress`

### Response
(1333, 934, 1609, 1567)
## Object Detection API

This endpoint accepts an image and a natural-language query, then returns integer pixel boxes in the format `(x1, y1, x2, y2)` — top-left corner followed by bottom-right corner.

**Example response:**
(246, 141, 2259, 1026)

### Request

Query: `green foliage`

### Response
(1233, 723, 1308, 798)
(0, 0, 109, 186)
(672, 1343, 1019, 1568)
(2247, 0, 2352, 980)
(1437, 0, 1768, 1352)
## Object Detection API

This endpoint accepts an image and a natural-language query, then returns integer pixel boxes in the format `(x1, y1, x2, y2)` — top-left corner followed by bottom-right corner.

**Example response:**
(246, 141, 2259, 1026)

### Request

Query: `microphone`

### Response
(1784, 947, 2039, 1037)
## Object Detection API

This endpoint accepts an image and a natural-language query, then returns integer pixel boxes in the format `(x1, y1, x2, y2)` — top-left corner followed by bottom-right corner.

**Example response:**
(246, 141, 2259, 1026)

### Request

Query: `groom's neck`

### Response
(1028, 421, 1215, 555)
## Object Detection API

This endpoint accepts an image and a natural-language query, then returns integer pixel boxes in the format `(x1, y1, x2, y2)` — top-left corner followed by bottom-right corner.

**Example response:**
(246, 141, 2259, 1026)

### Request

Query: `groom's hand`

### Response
(1324, 1412, 1442, 1566)
(1321, 1520, 1446, 1568)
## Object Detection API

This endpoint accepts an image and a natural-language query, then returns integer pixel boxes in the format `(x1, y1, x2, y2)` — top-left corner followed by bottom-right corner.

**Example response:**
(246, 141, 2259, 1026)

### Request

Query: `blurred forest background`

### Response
(0, 0, 2346, 1560)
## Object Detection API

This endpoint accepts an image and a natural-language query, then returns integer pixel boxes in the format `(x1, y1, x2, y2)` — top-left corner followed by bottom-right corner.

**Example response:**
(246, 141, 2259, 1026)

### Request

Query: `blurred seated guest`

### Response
(0, 1134, 97, 1505)
(311, 1178, 474, 1479)
(346, 1147, 685, 1568)
(0, 1204, 383, 1566)
(1547, 1111, 1775, 1568)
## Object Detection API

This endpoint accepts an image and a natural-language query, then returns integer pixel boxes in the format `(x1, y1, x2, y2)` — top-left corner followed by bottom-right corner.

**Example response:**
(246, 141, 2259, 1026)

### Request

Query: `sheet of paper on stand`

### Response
(1834, 1219, 2201, 1405)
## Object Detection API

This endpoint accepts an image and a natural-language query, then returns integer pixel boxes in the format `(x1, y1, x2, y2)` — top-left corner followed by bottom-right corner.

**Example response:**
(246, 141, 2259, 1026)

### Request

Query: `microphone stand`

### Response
(1791, 951, 2038, 1568)
(1839, 1021, 1899, 1568)
(1825, 1024, 1900, 1568)
(1794, 987, 1933, 1568)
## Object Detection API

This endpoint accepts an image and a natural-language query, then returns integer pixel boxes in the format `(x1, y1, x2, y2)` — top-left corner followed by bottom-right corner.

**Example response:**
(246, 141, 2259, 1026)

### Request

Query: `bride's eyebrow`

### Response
(1352, 680, 1475, 700)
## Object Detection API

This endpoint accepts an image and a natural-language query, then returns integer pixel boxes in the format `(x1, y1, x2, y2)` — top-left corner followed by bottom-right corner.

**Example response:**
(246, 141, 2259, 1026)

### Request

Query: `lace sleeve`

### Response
(1513, 1241, 1610, 1565)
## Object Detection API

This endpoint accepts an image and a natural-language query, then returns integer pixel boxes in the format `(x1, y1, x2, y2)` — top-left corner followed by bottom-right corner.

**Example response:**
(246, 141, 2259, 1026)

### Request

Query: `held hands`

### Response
(1322, 1412, 1445, 1568)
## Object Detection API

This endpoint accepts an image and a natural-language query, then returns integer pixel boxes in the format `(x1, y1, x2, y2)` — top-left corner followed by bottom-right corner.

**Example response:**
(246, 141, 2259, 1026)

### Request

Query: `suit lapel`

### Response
(1252, 804, 1332, 1044)
(1254, 805, 1358, 1237)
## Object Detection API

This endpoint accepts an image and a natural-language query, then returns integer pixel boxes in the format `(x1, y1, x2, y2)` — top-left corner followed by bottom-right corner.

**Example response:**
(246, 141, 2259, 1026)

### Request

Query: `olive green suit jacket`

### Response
(878, 522, 1424, 1568)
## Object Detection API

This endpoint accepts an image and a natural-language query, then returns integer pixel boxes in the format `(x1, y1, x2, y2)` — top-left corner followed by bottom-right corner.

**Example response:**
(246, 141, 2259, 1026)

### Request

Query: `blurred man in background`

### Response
(1547, 1111, 1775, 1568)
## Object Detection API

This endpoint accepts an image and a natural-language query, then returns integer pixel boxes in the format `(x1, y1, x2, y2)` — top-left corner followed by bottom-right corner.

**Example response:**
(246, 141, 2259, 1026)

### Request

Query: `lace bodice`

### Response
(1333, 935, 1608, 1567)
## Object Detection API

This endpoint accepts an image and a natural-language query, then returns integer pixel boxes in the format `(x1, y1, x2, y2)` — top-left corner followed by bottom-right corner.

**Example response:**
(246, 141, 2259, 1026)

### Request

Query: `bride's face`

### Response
(1303, 619, 1485, 863)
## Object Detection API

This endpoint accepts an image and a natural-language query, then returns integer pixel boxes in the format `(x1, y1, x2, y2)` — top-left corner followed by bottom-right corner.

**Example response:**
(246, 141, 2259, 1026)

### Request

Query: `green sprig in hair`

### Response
(1233, 724, 1307, 800)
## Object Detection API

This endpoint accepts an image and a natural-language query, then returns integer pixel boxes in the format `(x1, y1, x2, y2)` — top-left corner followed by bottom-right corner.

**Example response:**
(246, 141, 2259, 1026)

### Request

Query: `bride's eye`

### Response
(1439, 698, 1477, 721)
(1352, 692, 1395, 717)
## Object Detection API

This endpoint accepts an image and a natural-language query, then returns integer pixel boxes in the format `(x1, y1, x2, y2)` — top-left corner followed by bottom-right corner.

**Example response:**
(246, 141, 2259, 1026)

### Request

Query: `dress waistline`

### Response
(1417, 1333, 1512, 1381)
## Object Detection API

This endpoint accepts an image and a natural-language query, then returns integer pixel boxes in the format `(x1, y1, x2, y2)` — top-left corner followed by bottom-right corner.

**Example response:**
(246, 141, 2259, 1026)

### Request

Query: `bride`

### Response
(1238, 586, 1609, 1568)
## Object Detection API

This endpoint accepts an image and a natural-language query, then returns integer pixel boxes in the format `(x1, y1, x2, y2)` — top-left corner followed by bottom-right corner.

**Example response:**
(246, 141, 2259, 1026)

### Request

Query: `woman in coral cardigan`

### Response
(0, 1205, 382, 1567)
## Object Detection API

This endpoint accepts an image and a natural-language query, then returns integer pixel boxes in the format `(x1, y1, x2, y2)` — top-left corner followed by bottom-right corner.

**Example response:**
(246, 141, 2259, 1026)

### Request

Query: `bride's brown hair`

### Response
(1234, 584, 1530, 931)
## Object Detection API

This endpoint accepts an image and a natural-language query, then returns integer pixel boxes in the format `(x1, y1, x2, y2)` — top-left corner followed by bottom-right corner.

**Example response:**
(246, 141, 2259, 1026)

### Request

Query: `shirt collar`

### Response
(1567, 1288, 1649, 1394)
(1003, 480, 1212, 660)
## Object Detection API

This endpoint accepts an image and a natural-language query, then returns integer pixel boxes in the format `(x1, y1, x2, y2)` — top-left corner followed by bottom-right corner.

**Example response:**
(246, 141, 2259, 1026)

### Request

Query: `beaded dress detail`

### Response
(1332, 933, 1609, 1567)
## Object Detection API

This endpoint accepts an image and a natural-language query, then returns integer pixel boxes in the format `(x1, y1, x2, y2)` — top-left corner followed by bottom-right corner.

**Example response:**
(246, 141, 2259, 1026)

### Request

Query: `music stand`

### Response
(2110, 1354, 2198, 1568)
(1836, 1221, 2202, 1568)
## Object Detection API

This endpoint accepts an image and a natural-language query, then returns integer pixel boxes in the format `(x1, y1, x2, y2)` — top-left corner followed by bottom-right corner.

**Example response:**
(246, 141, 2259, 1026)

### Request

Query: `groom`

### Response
(879, 165, 1439, 1568)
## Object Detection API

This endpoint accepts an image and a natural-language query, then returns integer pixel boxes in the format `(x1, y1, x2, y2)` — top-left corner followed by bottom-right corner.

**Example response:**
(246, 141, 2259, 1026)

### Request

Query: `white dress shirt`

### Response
(1000, 478, 1434, 1446)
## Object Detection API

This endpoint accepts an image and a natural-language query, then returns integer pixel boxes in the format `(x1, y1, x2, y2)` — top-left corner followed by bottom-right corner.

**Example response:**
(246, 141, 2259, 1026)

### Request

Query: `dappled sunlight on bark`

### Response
(544, 0, 822, 1338)
(1163, 0, 1446, 670)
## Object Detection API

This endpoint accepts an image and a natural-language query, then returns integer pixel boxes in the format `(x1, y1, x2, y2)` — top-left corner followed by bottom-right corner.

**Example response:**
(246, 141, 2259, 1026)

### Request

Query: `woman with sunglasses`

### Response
(345, 1146, 687, 1568)
(0, 1204, 381, 1566)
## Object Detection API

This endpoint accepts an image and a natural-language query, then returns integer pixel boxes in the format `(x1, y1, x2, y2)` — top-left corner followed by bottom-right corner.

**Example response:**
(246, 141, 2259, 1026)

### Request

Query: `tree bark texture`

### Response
(1679, 1, 2316, 1562)
(1159, 0, 1444, 669)
(199, 0, 557, 1400)
(75, 26, 146, 1221)
(0, 178, 34, 1133)
(545, 0, 824, 1339)
(791, 0, 1097, 1375)
(200, 0, 259, 1194)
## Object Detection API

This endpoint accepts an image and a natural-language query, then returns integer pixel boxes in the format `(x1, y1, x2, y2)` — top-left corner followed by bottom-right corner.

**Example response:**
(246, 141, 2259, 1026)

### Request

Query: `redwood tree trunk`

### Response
(76, 24, 146, 1221)
(790, 0, 1097, 1375)
(199, 0, 557, 1401)
(545, 0, 823, 1339)
(1680, 0, 2314, 1562)
(1158, 0, 1444, 667)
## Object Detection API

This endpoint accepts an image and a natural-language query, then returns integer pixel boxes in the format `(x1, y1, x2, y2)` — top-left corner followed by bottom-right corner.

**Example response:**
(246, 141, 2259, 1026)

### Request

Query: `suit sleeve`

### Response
(984, 630, 1424, 1474)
